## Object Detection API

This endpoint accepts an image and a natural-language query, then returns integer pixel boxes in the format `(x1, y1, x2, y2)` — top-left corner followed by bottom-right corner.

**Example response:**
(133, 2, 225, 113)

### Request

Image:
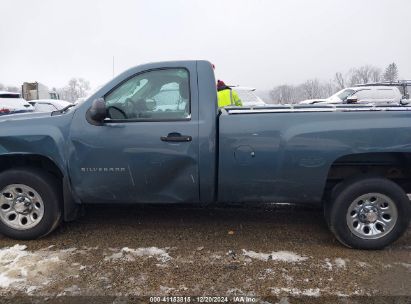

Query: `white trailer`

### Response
(22, 82, 59, 101)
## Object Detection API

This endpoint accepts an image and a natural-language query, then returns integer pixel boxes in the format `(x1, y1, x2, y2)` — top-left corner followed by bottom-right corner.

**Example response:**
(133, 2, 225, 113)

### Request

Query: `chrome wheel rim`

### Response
(346, 193, 398, 240)
(0, 184, 44, 230)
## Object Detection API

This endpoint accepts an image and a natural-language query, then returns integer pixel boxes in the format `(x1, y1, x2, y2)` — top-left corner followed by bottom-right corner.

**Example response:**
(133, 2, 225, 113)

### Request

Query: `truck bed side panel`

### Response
(218, 111, 411, 204)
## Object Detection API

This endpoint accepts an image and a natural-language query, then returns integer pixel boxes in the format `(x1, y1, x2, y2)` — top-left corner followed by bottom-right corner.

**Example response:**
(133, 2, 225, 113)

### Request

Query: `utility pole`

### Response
(112, 56, 115, 78)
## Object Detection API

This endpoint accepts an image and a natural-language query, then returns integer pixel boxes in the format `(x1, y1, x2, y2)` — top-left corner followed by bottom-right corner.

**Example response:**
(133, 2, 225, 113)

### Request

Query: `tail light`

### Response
(0, 108, 11, 114)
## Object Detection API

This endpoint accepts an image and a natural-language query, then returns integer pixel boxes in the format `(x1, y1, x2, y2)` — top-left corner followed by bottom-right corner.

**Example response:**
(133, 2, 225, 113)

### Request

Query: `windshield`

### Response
(330, 89, 356, 101)
(236, 90, 263, 105)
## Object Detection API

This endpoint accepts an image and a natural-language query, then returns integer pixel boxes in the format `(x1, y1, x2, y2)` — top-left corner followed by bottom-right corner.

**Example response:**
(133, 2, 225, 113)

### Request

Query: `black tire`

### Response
(328, 177, 411, 249)
(0, 168, 62, 240)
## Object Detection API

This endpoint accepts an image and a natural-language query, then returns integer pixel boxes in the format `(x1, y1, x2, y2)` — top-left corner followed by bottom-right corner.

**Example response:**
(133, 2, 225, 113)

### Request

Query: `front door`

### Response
(69, 67, 199, 203)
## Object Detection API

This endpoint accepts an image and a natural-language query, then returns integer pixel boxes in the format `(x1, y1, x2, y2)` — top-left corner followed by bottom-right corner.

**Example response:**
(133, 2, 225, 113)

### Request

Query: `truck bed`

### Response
(218, 104, 411, 204)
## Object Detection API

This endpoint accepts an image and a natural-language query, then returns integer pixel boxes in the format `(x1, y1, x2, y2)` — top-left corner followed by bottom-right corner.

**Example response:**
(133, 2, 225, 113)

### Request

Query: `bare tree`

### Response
(270, 85, 298, 104)
(383, 63, 399, 82)
(5, 86, 20, 93)
(58, 78, 91, 102)
(371, 68, 382, 82)
(0, 84, 19, 93)
(321, 80, 335, 97)
(349, 65, 381, 85)
(301, 79, 322, 99)
(269, 63, 392, 104)
(334, 72, 345, 90)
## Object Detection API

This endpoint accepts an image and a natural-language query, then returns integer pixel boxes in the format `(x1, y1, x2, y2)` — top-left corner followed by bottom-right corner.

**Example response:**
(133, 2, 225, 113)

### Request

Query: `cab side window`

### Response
(105, 69, 190, 121)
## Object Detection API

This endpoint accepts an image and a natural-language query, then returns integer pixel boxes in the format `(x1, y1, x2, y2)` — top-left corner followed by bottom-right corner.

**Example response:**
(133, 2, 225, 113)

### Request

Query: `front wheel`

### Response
(0, 169, 62, 240)
(327, 177, 411, 249)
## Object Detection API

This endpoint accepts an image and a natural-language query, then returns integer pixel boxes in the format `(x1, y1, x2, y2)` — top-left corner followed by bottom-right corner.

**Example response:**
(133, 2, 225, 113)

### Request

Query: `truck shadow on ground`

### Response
(1, 203, 410, 251)
(50, 203, 346, 249)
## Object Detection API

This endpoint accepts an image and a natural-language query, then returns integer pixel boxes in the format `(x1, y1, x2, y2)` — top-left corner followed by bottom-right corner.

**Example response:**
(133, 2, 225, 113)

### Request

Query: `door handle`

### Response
(161, 132, 192, 142)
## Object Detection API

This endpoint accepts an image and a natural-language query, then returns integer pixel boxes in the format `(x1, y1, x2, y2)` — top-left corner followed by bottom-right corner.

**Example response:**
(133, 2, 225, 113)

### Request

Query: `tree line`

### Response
(55, 78, 90, 102)
(270, 62, 400, 104)
(1, 63, 401, 104)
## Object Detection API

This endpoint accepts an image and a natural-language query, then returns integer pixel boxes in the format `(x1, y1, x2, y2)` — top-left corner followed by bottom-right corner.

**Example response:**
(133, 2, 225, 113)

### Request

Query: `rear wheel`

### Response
(0, 169, 62, 240)
(327, 177, 411, 249)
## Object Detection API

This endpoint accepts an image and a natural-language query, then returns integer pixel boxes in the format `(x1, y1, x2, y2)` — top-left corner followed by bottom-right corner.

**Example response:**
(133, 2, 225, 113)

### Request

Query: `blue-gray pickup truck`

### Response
(0, 60, 410, 249)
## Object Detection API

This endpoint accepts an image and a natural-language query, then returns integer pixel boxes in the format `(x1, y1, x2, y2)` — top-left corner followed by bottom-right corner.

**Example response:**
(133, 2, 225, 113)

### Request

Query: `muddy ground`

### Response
(0, 203, 410, 303)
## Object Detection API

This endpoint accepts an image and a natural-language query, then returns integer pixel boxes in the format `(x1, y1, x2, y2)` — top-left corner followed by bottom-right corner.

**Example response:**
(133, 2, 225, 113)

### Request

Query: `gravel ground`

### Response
(0, 203, 409, 303)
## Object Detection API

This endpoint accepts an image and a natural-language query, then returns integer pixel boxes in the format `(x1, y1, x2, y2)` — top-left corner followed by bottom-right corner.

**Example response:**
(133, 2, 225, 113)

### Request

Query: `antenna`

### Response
(112, 56, 115, 78)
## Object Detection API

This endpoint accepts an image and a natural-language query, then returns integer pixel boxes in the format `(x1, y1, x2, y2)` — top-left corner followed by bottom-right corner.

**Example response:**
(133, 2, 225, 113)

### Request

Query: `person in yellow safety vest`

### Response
(217, 80, 243, 108)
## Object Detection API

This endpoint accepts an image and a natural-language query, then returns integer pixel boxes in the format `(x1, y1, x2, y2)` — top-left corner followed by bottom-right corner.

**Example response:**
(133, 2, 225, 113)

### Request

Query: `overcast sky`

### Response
(1, 0, 410, 91)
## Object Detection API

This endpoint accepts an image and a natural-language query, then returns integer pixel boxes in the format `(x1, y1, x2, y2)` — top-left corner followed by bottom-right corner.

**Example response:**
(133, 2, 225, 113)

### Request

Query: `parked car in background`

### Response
(0, 91, 33, 115)
(300, 85, 407, 105)
(232, 86, 266, 107)
(28, 99, 72, 112)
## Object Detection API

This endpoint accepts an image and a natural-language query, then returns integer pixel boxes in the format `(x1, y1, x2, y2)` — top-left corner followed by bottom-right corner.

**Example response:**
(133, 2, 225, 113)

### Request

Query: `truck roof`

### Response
(354, 80, 411, 87)
(350, 85, 401, 90)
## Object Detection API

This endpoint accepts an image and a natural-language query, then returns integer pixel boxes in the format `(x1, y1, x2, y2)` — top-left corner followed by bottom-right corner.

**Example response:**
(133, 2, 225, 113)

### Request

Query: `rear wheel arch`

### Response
(322, 152, 411, 203)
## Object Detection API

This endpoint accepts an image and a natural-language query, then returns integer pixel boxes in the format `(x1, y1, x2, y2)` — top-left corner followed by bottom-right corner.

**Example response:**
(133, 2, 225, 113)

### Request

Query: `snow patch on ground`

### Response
(0, 244, 79, 293)
(270, 287, 320, 297)
(105, 247, 171, 263)
(324, 258, 333, 270)
(395, 262, 411, 270)
(357, 261, 370, 268)
(242, 250, 308, 263)
(159, 285, 175, 294)
(334, 258, 347, 268)
(323, 258, 347, 270)
(57, 285, 81, 296)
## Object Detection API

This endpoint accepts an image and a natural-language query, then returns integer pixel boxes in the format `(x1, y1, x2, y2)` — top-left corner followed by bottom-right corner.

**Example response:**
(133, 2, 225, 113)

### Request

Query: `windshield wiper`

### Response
(51, 104, 76, 116)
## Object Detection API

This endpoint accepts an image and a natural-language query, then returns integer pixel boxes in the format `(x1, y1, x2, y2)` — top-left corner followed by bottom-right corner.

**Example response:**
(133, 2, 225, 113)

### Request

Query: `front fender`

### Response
(0, 112, 81, 220)
(0, 113, 74, 174)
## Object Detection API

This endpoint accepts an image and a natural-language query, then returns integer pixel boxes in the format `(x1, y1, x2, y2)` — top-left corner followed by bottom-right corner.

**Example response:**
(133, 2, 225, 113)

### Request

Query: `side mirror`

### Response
(346, 96, 358, 104)
(89, 98, 107, 122)
(400, 99, 410, 105)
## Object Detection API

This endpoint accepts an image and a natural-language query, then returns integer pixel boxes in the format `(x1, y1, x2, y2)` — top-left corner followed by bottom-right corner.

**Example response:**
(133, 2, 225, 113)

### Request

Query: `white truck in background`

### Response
(21, 82, 59, 101)
(300, 80, 410, 105)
